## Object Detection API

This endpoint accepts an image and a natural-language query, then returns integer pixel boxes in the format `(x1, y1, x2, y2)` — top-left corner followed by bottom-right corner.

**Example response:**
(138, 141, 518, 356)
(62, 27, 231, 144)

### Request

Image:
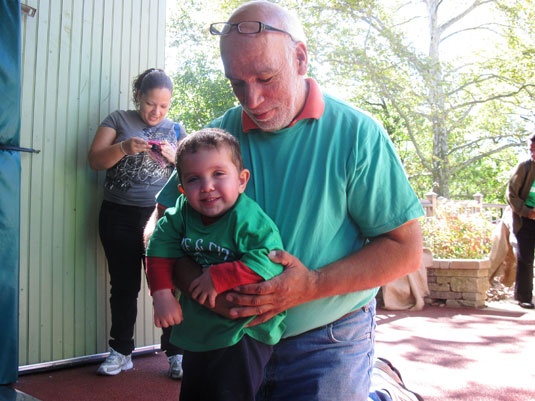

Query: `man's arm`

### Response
(225, 219, 423, 326)
(143, 205, 165, 249)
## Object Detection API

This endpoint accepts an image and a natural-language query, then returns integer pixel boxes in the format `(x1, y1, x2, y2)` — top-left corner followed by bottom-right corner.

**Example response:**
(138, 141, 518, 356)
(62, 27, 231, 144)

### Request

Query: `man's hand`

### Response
(190, 268, 218, 308)
(529, 209, 535, 220)
(225, 250, 318, 327)
(152, 289, 183, 328)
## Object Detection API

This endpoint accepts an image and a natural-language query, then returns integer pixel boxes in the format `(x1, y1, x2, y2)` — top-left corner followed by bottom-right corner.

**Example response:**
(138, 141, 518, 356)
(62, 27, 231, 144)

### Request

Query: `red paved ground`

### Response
(375, 299, 535, 401)
(9, 299, 535, 401)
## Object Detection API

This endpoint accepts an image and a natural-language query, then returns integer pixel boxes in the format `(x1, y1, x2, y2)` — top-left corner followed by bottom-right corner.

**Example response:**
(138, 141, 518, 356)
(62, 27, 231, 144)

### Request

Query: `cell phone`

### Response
(147, 140, 162, 154)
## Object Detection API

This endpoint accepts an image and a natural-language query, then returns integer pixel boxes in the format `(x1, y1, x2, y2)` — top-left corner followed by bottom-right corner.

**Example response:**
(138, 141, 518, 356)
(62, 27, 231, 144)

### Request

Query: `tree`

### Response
(300, 0, 534, 199)
(166, 0, 239, 133)
(165, 0, 534, 201)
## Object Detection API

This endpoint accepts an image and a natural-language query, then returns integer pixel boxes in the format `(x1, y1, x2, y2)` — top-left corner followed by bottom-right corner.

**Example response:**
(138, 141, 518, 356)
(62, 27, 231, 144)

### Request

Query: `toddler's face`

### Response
(179, 146, 249, 217)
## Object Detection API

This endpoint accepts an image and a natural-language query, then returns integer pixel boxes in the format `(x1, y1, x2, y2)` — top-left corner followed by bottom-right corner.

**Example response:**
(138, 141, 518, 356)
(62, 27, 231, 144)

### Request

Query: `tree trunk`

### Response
(426, 0, 450, 197)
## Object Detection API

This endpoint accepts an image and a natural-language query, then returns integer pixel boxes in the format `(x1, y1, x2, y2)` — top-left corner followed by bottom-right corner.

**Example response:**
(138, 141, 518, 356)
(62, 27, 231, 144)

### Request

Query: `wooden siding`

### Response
(19, 0, 167, 366)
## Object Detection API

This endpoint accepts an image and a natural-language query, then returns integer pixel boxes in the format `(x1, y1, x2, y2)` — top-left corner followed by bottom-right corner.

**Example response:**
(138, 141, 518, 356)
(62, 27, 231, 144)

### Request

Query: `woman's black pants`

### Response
(99, 200, 181, 356)
(515, 217, 535, 303)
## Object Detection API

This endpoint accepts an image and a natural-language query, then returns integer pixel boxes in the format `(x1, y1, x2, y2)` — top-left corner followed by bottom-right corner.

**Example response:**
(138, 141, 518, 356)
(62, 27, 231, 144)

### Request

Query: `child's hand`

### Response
(152, 289, 183, 327)
(189, 269, 218, 308)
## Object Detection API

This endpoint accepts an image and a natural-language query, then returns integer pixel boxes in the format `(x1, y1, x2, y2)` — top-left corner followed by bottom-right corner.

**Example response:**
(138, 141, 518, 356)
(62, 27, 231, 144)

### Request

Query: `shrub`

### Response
(420, 199, 494, 259)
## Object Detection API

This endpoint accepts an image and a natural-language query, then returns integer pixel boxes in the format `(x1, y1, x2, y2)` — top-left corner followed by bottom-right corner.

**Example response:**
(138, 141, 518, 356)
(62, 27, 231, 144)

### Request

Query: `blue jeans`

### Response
(256, 299, 391, 401)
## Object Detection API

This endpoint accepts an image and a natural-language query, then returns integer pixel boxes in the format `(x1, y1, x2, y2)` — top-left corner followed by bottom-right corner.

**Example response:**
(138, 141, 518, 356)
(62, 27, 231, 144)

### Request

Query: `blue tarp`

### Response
(0, 0, 21, 385)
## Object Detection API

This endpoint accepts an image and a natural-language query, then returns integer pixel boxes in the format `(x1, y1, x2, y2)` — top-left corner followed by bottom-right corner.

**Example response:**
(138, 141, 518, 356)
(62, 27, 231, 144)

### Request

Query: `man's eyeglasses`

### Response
(209, 21, 293, 40)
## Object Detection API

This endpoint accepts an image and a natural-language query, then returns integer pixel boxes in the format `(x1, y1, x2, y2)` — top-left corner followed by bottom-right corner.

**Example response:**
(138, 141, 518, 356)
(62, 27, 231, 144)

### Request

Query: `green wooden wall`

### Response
(18, 0, 167, 367)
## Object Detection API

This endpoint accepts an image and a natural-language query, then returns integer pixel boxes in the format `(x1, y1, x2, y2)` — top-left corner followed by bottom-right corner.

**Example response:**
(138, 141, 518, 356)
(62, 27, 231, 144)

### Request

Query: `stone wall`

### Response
(425, 259, 490, 308)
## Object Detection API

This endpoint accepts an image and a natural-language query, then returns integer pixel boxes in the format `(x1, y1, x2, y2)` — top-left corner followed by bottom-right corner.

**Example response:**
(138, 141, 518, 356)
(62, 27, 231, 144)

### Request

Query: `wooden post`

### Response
(425, 191, 438, 216)
(473, 192, 483, 213)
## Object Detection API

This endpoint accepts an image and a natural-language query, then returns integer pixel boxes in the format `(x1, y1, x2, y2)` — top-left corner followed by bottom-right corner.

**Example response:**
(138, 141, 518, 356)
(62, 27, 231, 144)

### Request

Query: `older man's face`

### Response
(221, 32, 305, 132)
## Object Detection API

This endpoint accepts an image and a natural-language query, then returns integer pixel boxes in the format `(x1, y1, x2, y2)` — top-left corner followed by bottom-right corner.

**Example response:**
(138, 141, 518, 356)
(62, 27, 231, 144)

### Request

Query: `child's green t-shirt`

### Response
(147, 193, 286, 351)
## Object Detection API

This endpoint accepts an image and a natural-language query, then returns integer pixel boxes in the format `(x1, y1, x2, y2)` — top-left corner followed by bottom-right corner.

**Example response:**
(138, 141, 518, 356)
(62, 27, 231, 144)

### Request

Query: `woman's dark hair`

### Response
(132, 68, 173, 107)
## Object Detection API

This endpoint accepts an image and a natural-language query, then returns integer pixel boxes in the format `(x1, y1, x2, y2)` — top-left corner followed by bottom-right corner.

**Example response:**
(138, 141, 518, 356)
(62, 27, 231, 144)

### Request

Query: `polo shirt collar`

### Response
(242, 78, 325, 133)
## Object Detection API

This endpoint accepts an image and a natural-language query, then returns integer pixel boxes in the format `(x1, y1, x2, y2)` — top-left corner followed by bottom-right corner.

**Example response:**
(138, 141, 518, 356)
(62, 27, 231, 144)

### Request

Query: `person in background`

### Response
(506, 133, 535, 309)
(146, 128, 286, 401)
(88, 68, 185, 378)
(148, 2, 425, 400)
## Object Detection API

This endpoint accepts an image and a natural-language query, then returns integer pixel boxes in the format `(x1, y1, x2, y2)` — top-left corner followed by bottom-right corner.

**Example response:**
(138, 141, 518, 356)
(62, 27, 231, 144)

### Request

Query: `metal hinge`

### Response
(0, 145, 40, 153)
(21, 4, 36, 17)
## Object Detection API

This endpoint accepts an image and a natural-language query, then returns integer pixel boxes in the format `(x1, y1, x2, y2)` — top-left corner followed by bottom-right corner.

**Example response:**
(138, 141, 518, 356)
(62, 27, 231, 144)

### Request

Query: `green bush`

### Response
(420, 200, 494, 259)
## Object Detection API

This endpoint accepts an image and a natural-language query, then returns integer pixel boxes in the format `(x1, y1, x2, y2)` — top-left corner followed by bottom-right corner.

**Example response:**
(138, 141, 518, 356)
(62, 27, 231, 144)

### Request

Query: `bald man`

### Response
(148, 2, 424, 400)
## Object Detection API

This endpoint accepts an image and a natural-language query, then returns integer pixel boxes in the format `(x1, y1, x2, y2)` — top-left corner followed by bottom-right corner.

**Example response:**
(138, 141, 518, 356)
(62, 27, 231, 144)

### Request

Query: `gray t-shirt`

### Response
(100, 110, 179, 207)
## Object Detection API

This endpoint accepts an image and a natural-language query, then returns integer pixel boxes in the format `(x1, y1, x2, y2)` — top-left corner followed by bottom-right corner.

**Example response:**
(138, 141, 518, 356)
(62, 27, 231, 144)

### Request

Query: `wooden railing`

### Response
(421, 192, 507, 223)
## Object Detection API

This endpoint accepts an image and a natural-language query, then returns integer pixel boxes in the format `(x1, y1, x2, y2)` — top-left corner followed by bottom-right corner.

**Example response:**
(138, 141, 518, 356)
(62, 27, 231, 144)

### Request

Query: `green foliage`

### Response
(420, 200, 495, 259)
(164, 0, 534, 198)
(165, 0, 239, 133)
(169, 59, 237, 133)
(299, 0, 531, 199)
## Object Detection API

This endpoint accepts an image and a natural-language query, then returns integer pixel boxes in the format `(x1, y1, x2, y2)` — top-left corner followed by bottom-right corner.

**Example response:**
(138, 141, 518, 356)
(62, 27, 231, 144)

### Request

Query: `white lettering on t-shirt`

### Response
(209, 242, 230, 261)
(181, 236, 232, 264)
(181, 237, 191, 251)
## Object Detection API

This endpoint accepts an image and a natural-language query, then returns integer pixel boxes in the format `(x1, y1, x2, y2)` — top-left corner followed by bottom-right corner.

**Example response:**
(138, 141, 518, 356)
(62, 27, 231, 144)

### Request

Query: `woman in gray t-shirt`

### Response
(88, 68, 185, 377)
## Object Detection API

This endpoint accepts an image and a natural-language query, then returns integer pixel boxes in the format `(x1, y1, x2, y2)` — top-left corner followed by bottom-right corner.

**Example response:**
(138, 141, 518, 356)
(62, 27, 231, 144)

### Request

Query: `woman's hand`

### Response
(89, 127, 150, 170)
(121, 137, 151, 155)
(158, 140, 176, 165)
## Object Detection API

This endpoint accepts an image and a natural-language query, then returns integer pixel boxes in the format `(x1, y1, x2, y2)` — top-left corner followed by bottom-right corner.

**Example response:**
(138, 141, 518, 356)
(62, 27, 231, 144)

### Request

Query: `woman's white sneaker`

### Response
(97, 348, 133, 376)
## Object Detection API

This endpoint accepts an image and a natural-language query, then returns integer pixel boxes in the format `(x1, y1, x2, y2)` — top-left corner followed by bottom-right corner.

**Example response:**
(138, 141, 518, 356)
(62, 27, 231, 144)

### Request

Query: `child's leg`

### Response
(180, 336, 273, 401)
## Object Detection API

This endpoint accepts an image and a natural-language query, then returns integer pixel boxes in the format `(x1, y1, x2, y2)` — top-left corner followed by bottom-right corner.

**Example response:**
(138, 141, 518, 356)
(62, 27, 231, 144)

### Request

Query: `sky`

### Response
(393, 0, 500, 62)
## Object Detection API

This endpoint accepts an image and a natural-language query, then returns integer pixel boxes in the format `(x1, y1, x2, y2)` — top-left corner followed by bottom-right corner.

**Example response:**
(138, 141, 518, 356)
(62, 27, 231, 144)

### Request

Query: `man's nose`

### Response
(243, 83, 263, 109)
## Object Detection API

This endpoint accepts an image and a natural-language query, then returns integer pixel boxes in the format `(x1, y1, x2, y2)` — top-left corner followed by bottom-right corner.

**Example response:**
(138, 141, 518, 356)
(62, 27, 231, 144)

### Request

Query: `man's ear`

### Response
(179, 184, 185, 195)
(295, 42, 308, 75)
(239, 169, 250, 193)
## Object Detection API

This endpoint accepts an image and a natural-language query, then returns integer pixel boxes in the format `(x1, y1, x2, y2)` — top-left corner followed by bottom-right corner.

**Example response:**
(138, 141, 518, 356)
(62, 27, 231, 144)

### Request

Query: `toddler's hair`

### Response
(176, 128, 244, 180)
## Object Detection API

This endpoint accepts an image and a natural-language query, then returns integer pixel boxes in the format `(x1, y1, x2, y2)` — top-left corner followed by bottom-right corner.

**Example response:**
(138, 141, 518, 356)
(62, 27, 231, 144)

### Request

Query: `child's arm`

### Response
(189, 261, 264, 308)
(146, 256, 183, 327)
(189, 269, 218, 308)
(152, 289, 183, 328)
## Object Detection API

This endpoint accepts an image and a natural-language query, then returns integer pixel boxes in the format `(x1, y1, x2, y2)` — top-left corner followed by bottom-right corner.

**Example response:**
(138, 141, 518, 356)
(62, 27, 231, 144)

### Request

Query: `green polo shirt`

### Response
(157, 80, 423, 337)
